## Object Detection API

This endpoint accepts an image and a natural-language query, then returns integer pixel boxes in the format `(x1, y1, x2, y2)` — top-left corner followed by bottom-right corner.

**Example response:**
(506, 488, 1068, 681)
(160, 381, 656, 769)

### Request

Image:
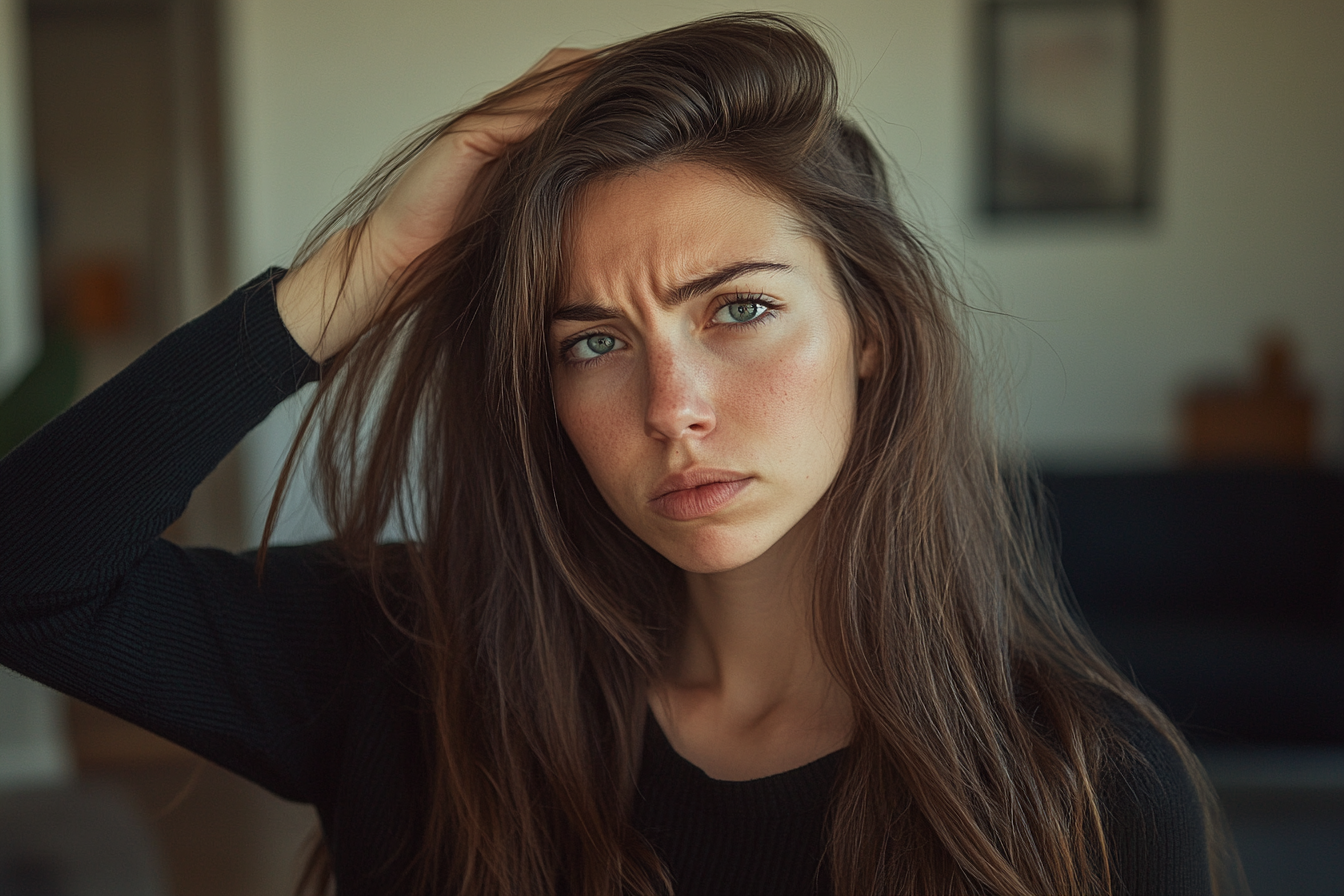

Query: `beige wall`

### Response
(220, 0, 1344, 541)
(973, 0, 1344, 466)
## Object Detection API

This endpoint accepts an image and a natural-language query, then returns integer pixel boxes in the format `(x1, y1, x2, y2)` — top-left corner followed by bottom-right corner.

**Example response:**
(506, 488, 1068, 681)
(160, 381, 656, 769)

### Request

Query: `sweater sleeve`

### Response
(0, 269, 359, 803)
(1103, 699, 1214, 896)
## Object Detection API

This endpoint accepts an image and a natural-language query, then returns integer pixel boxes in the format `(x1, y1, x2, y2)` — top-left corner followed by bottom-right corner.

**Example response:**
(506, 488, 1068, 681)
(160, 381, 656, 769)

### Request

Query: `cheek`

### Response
(743, 325, 857, 463)
(553, 375, 635, 495)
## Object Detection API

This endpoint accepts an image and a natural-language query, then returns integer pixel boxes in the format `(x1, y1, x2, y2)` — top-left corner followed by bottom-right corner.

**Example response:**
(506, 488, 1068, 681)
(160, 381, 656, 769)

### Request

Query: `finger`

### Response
(484, 46, 596, 110)
(448, 109, 558, 158)
(458, 70, 585, 135)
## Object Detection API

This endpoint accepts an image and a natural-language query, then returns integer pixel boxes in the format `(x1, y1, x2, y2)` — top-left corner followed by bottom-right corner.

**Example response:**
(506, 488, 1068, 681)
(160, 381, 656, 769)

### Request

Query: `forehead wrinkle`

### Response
(555, 202, 668, 323)
(555, 162, 810, 322)
(559, 208, 803, 320)
(666, 261, 793, 307)
(554, 259, 796, 325)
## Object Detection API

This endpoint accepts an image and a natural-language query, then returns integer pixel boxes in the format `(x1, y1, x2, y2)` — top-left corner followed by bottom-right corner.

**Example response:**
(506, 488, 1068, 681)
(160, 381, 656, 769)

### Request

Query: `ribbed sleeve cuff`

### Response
(227, 266, 322, 395)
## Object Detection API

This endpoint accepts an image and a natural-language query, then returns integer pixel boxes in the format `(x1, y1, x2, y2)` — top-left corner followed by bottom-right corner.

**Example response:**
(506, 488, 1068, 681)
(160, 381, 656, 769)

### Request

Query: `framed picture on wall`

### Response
(980, 0, 1157, 216)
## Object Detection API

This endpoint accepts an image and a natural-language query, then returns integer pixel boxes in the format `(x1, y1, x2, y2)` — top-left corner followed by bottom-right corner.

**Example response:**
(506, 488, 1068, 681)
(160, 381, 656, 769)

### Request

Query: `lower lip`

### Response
(650, 478, 751, 521)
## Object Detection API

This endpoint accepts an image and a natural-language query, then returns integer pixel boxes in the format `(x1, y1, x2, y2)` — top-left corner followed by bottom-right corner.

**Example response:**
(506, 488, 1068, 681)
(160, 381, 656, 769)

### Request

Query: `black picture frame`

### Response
(980, 0, 1157, 216)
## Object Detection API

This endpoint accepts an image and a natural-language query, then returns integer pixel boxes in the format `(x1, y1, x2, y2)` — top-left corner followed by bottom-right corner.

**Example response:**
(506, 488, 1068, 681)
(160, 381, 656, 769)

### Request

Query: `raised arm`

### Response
(0, 270, 347, 799)
(275, 47, 594, 361)
(0, 47, 595, 804)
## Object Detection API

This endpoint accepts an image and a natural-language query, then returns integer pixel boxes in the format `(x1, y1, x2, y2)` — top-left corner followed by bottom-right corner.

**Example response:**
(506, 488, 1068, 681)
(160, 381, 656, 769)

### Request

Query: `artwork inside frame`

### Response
(981, 0, 1157, 216)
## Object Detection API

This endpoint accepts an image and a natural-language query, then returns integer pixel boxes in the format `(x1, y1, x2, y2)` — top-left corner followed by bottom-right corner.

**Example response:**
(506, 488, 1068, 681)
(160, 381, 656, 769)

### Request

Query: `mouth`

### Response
(649, 469, 752, 521)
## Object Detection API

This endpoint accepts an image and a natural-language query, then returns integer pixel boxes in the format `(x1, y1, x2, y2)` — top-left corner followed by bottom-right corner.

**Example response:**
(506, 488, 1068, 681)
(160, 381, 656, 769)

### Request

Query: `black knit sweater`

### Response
(0, 270, 1211, 895)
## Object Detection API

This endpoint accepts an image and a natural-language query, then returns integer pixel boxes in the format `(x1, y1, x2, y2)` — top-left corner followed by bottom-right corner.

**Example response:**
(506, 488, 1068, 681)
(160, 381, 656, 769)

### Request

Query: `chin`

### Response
(665, 554, 746, 575)
(644, 525, 781, 575)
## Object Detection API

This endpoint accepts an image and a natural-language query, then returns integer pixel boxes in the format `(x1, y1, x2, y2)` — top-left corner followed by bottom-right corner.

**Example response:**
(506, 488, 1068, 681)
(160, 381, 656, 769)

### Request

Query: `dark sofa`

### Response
(1042, 468, 1344, 746)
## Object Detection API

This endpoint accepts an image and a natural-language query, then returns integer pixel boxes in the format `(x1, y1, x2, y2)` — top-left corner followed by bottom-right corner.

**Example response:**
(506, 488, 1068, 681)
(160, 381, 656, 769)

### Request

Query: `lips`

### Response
(649, 469, 752, 521)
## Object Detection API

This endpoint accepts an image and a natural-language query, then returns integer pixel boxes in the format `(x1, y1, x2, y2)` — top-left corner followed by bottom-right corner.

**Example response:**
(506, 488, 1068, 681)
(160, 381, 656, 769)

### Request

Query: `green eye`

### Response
(717, 299, 768, 324)
(586, 334, 616, 354)
(569, 332, 625, 361)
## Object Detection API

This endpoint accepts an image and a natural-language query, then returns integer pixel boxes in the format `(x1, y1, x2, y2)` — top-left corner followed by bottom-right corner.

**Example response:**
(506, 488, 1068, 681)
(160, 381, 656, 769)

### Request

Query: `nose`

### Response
(643, 344, 716, 442)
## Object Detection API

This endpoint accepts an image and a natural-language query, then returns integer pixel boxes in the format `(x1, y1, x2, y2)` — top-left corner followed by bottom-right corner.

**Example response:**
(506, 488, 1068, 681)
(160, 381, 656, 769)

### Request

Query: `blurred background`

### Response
(0, 0, 1340, 893)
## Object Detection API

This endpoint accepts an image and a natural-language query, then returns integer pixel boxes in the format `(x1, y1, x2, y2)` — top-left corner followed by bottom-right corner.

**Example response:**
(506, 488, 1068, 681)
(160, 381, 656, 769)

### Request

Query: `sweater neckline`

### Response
(640, 714, 847, 818)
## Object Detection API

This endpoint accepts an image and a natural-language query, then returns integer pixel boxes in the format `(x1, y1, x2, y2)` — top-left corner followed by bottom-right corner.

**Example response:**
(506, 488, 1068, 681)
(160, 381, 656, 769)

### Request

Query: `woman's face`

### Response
(550, 162, 869, 574)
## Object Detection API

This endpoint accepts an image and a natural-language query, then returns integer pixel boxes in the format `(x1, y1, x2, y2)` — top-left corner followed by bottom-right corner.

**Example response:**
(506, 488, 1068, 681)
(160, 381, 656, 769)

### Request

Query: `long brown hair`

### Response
(276, 12, 1239, 895)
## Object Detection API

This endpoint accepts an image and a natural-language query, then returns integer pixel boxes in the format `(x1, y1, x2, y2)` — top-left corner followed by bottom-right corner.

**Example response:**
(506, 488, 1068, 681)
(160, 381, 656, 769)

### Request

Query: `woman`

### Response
(1, 12, 1238, 896)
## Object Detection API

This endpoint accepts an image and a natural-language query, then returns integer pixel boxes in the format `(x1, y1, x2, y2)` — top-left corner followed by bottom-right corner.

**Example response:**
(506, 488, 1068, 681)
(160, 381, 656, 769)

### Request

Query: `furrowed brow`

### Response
(551, 302, 620, 323)
(669, 261, 793, 306)
(551, 260, 793, 323)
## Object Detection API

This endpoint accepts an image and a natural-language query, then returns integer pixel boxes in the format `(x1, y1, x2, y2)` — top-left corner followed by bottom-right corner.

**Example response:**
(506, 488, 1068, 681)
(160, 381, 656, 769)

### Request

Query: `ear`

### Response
(857, 338, 878, 379)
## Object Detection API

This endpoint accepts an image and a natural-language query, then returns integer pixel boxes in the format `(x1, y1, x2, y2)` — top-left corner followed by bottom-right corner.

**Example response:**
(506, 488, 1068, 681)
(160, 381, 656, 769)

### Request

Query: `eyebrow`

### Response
(552, 260, 793, 323)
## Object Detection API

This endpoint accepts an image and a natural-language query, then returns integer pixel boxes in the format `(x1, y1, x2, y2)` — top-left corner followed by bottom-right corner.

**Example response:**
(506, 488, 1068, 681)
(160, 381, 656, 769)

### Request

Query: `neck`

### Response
(651, 511, 853, 779)
(676, 528, 821, 706)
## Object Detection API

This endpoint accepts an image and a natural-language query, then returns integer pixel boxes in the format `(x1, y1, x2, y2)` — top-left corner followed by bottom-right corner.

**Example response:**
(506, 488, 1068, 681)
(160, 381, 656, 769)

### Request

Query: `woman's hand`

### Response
(275, 47, 592, 361)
